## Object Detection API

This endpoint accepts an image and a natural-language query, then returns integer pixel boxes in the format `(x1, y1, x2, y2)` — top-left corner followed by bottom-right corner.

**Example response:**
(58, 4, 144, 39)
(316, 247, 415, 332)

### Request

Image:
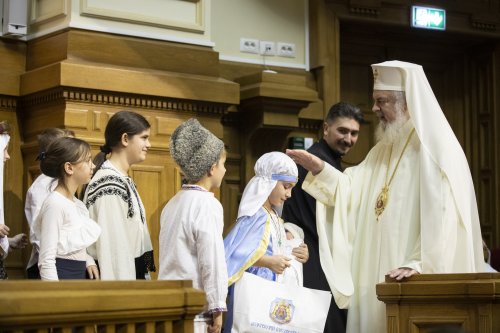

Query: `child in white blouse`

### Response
(34, 137, 101, 280)
(25, 128, 75, 279)
(159, 119, 228, 333)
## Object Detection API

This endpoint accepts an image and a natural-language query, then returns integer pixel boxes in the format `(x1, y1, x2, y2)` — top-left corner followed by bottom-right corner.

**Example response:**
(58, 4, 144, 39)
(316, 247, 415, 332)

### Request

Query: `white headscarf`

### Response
(371, 60, 484, 272)
(0, 134, 10, 257)
(237, 152, 298, 219)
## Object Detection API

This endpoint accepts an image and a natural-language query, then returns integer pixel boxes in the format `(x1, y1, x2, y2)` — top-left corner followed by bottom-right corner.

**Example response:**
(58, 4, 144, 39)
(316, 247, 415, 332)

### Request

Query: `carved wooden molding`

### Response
(478, 304, 492, 332)
(349, 6, 379, 17)
(471, 18, 497, 32)
(299, 118, 322, 131)
(0, 95, 17, 110)
(20, 87, 230, 116)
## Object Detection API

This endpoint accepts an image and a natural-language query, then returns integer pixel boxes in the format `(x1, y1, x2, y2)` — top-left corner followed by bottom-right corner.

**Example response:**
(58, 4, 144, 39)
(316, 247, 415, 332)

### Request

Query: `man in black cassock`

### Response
(282, 101, 365, 333)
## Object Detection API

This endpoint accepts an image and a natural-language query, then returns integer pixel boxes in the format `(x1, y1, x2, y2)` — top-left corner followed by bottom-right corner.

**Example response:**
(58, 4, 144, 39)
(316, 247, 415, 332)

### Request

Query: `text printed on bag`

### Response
(250, 322, 299, 333)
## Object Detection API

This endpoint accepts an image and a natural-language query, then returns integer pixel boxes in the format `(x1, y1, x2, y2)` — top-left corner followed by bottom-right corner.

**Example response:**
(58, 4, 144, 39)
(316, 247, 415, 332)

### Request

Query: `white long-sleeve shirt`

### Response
(159, 187, 228, 313)
(24, 174, 57, 268)
(33, 191, 101, 280)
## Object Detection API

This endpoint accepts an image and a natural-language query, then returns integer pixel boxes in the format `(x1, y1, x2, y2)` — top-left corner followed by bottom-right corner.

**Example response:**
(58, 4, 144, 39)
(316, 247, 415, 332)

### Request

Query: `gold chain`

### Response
(375, 128, 415, 222)
(263, 206, 283, 247)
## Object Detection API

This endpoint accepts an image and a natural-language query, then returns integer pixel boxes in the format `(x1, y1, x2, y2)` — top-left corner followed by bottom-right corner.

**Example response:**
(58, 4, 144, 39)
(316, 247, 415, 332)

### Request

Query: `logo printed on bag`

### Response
(269, 298, 295, 324)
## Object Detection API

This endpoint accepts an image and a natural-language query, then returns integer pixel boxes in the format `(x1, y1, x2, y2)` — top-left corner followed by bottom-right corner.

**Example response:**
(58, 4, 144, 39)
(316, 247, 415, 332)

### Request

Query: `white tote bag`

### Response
(232, 272, 332, 333)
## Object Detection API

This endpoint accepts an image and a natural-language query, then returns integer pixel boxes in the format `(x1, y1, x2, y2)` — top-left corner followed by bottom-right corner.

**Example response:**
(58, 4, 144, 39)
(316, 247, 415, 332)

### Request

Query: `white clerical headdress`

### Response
(372, 63, 406, 91)
(237, 152, 298, 219)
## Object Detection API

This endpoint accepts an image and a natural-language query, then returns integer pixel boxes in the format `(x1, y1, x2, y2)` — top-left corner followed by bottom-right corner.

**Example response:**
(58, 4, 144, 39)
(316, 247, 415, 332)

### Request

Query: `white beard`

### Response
(375, 109, 410, 144)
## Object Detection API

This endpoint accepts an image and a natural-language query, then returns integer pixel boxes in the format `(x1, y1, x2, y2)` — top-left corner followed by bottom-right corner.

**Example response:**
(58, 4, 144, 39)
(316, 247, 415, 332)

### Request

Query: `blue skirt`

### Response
(56, 258, 86, 279)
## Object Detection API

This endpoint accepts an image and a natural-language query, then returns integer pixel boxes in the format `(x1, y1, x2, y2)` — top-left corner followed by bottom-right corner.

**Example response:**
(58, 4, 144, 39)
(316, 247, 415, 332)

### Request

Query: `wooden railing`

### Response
(377, 273, 500, 333)
(0, 280, 205, 333)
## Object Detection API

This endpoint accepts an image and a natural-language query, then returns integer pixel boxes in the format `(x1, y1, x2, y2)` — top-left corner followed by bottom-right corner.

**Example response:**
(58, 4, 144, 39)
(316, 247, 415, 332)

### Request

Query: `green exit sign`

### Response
(411, 6, 446, 31)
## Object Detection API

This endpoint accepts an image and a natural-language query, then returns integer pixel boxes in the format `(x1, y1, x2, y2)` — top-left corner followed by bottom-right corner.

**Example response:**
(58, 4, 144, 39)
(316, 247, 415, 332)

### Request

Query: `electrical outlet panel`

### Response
(240, 39, 296, 58)
(260, 41, 275, 56)
(240, 38, 259, 54)
(277, 42, 296, 58)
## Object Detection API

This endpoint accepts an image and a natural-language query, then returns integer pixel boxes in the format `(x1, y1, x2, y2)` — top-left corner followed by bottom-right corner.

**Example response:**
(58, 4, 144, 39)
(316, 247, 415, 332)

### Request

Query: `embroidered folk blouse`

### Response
(83, 160, 155, 280)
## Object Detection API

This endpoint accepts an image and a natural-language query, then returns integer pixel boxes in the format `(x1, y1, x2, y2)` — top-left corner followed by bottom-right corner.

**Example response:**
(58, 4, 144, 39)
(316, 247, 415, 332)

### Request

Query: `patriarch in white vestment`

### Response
(287, 60, 484, 333)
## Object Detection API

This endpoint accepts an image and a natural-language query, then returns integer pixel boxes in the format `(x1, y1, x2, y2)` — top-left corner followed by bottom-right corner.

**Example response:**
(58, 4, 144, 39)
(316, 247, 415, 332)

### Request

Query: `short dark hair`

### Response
(37, 128, 75, 152)
(325, 102, 365, 125)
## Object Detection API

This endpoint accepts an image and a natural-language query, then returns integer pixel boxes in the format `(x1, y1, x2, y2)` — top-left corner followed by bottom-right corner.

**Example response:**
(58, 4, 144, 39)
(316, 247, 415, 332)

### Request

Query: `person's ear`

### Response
(64, 162, 73, 176)
(208, 162, 217, 176)
(323, 121, 329, 136)
(120, 133, 129, 147)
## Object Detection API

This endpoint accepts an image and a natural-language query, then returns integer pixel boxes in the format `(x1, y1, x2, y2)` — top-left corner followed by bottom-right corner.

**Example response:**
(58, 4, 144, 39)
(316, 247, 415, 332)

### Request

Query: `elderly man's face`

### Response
(372, 90, 406, 125)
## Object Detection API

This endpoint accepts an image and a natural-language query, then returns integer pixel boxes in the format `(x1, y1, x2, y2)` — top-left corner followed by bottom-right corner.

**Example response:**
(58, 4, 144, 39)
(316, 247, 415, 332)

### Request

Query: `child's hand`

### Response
(0, 224, 9, 237)
(9, 233, 28, 249)
(207, 311, 222, 333)
(268, 255, 291, 274)
(87, 265, 100, 280)
(292, 243, 309, 263)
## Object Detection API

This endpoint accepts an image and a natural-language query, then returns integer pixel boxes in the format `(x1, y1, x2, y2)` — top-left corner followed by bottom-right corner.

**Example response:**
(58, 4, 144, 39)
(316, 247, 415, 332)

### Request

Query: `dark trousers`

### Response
(26, 263, 41, 279)
(56, 258, 86, 279)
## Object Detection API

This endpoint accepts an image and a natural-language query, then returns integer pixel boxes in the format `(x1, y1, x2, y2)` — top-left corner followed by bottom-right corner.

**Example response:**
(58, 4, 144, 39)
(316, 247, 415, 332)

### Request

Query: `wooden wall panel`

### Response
(131, 164, 168, 280)
(17, 89, 237, 278)
(469, 51, 497, 247)
(0, 97, 27, 278)
(377, 273, 500, 333)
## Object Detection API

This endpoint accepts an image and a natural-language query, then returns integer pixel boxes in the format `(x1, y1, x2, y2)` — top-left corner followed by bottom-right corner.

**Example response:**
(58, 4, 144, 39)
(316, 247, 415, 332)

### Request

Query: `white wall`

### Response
(211, 0, 308, 69)
(28, 0, 214, 46)
(26, 0, 308, 69)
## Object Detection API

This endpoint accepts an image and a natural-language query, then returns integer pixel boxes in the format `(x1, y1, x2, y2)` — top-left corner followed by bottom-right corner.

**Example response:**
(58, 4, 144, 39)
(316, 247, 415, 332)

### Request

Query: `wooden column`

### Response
(308, 0, 341, 116)
(235, 71, 318, 183)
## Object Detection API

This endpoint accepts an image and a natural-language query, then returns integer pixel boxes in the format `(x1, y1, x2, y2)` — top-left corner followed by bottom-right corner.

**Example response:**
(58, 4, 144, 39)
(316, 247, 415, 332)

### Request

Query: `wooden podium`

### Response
(377, 273, 500, 333)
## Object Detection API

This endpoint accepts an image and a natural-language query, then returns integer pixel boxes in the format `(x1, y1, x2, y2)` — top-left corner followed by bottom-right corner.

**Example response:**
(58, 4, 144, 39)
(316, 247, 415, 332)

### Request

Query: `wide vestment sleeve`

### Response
(86, 191, 136, 280)
(224, 208, 271, 286)
(302, 163, 355, 309)
(420, 152, 484, 273)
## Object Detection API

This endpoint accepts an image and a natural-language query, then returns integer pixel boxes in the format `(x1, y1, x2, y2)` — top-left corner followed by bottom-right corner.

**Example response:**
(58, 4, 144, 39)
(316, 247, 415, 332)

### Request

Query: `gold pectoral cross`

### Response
(375, 185, 389, 222)
(374, 129, 416, 223)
